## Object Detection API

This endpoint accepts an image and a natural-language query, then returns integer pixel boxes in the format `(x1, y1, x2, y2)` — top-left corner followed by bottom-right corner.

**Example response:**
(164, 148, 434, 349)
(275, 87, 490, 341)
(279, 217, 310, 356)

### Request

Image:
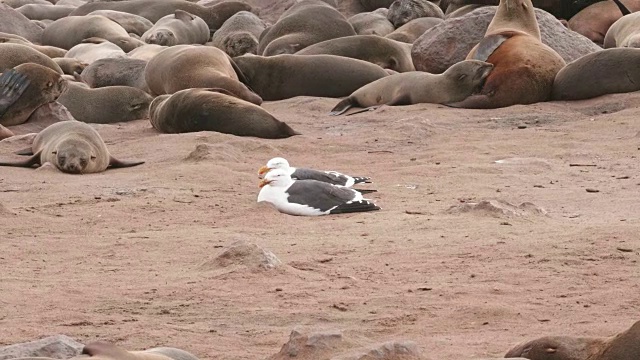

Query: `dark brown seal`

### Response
(149, 88, 300, 139)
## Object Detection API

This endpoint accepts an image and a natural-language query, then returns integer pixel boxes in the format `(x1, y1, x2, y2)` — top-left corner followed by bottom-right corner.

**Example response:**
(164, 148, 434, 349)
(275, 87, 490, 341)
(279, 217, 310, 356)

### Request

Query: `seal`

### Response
(447, 0, 566, 108)
(0, 120, 145, 173)
(127, 44, 167, 61)
(0, 68, 31, 140)
(0, 63, 67, 127)
(505, 320, 640, 360)
(149, 88, 300, 138)
(87, 10, 154, 37)
(53, 58, 88, 76)
(209, 11, 268, 57)
(78, 342, 199, 360)
(552, 48, 640, 100)
(348, 8, 395, 36)
(232, 54, 389, 101)
(330, 60, 493, 115)
(15, 4, 76, 21)
(141, 10, 209, 46)
(0, 43, 63, 74)
(297, 35, 416, 72)
(359, 0, 395, 11)
(144, 45, 262, 104)
(387, 0, 445, 28)
(258, 0, 356, 56)
(568, 0, 640, 46)
(81, 57, 150, 93)
(57, 82, 152, 124)
(604, 9, 640, 48)
(42, 15, 144, 52)
(385, 17, 443, 43)
(0, 33, 67, 58)
(70, 0, 252, 32)
(65, 38, 127, 65)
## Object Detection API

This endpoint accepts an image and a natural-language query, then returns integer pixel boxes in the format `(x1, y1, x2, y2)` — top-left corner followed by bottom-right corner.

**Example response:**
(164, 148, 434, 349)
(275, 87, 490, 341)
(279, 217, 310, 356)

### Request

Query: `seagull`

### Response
(257, 169, 381, 216)
(258, 157, 371, 187)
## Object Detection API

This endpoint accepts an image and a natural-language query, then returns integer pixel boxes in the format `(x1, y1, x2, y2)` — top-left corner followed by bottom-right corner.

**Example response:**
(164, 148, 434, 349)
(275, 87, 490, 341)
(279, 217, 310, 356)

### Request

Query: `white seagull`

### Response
(257, 169, 380, 216)
(258, 157, 371, 187)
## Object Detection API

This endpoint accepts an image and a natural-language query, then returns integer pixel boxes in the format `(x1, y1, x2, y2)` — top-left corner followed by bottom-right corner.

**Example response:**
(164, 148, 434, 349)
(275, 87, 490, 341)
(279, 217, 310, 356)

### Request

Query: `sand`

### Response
(0, 92, 639, 359)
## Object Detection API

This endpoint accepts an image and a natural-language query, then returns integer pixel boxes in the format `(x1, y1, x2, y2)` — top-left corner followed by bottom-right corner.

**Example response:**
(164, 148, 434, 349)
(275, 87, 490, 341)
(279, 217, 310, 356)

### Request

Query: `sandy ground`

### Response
(0, 92, 639, 359)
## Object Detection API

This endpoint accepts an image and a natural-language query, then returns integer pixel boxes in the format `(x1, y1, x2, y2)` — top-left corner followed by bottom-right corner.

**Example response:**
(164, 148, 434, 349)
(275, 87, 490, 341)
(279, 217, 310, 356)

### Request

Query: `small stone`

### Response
(586, 188, 600, 193)
(517, 125, 527, 129)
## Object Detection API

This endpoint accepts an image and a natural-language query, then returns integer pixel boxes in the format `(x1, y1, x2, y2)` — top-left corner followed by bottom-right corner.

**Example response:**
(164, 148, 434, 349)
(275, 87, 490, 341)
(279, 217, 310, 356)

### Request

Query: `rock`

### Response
(268, 330, 354, 360)
(0, 335, 84, 360)
(0, 3, 43, 44)
(411, 6, 602, 74)
(199, 240, 282, 271)
(332, 341, 424, 360)
(446, 199, 548, 218)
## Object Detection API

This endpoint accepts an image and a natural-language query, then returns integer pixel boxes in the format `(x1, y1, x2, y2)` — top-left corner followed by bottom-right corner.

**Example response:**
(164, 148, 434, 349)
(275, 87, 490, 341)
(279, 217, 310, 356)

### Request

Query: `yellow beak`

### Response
(258, 165, 271, 175)
(259, 179, 272, 188)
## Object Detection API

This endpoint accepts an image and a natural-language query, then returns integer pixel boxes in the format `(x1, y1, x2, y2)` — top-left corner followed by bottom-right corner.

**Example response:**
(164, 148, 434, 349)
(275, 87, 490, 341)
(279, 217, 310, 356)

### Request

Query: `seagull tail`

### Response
(353, 177, 372, 184)
(353, 189, 377, 194)
(329, 200, 381, 214)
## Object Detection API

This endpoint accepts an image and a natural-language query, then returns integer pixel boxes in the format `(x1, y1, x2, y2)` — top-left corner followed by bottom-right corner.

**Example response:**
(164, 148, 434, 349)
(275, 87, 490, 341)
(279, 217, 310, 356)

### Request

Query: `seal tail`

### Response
(329, 98, 355, 116)
(612, 0, 631, 15)
(0, 151, 41, 168)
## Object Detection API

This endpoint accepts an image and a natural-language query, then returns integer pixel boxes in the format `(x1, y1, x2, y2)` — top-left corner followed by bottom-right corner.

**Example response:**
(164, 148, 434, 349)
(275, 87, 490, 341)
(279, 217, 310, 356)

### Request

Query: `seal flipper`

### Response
(0, 69, 31, 116)
(329, 97, 356, 116)
(15, 147, 34, 156)
(472, 33, 510, 62)
(0, 150, 42, 168)
(612, 0, 631, 15)
(445, 94, 494, 109)
(345, 106, 381, 116)
(108, 156, 145, 169)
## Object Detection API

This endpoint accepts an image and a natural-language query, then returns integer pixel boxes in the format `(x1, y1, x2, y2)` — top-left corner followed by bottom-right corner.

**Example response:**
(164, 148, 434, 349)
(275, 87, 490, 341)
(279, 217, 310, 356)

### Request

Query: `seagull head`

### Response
(258, 157, 290, 176)
(259, 168, 292, 188)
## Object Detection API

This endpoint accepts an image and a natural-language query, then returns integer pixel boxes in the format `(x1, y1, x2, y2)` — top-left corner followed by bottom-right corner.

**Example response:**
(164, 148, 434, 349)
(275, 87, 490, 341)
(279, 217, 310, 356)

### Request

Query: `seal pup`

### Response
(144, 45, 261, 104)
(604, 10, 640, 48)
(65, 38, 127, 65)
(385, 17, 443, 43)
(42, 15, 144, 52)
(81, 57, 149, 93)
(0, 63, 67, 127)
(0, 43, 63, 74)
(259, 157, 372, 187)
(0, 120, 144, 174)
(141, 10, 209, 46)
(79, 341, 200, 360)
(447, 0, 566, 108)
(297, 35, 415, 72)
(57, 83, 152, 124)
(387, 0, 445, 28)
(149, 88, 299, 138)
(552, 48, 640, 100)
(330, 60, 493, 115)
(208, 11, 268, 57)
(257, 169, 380, 216)
(70, 0, 252, 31)
(232, 54, 389, 101)
(87, 10, 154, 37)
(258, 0, 356, 56)
(348, 8, 395, 36)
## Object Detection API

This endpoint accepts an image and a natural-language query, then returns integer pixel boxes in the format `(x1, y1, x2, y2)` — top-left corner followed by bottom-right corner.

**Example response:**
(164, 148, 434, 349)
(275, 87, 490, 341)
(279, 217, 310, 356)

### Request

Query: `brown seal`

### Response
(141, 10, 209, 46)
(232, 54, 389, 101)
(149, 88, 300, 138)
(15, 4, 76, 21)
(330, 60, 493, 115)
(57, 82, 152, 124)
(552, 48, 640, 100)
(568, 0, 640, 46)
(604, 11, 640, 48)
(70, 0, 252, 31)
(387, 0, 445, 28)
(79, 342, 199, 360)
(0, 63, 67, 127)
(144, 45, 262, 104)
(505, 320, 640, 360)
(81, 57, 150, 93)
(448, 0, 565, 108)
(127, 44, 167, 61)
(53, 58, 88, 76)
(296, 35, 415, 72)
(0, 120, 144, 174)
(385, 17, 443, 43)
(348, 8, 395, 36)
(65, 38, 127, 65)
(42, 15, 144, 52)
(0, 34, 67, 58)
(0, 43, 63, 74)
(86, 10, 154, 37)
(258, 0, 356, 56)
(208, 11, 268, 57)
